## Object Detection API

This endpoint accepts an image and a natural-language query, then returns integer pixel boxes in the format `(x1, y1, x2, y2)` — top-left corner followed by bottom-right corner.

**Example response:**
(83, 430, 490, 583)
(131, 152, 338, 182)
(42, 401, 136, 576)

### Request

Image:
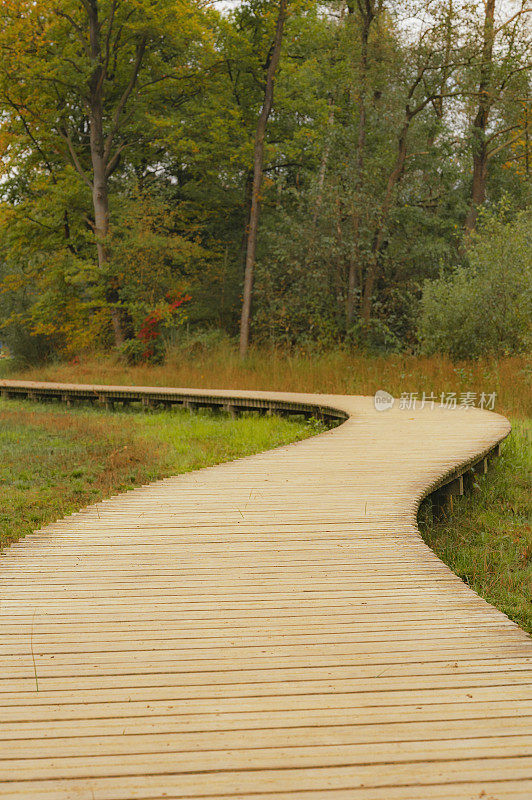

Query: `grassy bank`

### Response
(0, 399, 312, 550)
(4, 346, 530, 418)
(418, 418, 532, 634)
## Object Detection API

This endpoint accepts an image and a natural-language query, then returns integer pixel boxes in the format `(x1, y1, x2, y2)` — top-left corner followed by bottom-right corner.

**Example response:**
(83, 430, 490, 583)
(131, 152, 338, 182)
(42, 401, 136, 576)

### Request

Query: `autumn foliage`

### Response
(0, 0, 529, 362)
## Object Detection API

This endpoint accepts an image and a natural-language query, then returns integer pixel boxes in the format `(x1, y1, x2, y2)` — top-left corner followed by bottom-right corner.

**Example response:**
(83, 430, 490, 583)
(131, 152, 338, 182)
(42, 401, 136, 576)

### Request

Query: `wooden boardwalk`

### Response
(1, 381, 531, 799)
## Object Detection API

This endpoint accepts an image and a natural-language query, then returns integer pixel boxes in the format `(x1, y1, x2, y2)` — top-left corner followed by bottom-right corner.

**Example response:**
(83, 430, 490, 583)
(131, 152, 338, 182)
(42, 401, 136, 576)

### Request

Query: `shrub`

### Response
(419, 209, 532, 359)
(165, 327, 233, 357)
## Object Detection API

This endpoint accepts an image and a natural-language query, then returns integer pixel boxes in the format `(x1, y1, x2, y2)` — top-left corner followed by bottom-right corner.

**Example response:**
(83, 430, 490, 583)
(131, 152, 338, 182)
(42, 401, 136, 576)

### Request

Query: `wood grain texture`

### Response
(0, 381, 531, 799)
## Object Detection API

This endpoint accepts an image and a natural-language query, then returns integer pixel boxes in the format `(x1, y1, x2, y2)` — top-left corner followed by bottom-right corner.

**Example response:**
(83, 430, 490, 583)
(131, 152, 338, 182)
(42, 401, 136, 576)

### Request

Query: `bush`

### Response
(419, 209, 532, 359)
(165, 327, 233, 357)
(350, 317, 404, 354)
(118, 337, 165, 365)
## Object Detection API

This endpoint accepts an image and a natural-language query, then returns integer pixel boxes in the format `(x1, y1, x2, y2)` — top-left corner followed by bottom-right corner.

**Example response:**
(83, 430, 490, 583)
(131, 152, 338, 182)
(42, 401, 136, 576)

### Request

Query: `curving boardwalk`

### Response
(1, 381, 532, 799)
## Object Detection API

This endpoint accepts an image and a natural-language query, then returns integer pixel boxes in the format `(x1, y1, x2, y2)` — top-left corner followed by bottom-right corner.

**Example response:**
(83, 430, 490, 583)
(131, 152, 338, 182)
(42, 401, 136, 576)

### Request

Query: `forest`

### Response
(0, 0, 530, 364)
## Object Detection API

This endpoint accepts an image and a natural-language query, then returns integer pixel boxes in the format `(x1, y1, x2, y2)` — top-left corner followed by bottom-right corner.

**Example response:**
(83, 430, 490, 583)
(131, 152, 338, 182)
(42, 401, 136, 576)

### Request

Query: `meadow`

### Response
(6, 345, 530, 418)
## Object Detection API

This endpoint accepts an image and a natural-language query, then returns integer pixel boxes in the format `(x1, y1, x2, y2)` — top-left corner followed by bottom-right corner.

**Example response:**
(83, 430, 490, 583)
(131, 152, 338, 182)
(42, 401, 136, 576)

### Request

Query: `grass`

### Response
(418, 418, 532, 634)
(0, 398, 313, 550)
(3, 345, 530, 418)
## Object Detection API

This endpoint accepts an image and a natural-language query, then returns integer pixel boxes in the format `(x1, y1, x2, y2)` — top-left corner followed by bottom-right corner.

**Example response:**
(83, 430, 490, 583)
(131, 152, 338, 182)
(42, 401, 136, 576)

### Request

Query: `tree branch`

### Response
(3, 95, 58, 183)
(495, 5, 531, 34)
(105, 143, 126, 177)
(486, 122, 522, 144)
(488, 126, 532, 159)
(103, 0, 118, 77)
(103, 36, 147, 162)
(58, 128, 93, 188)
(54, 8, 89, 53)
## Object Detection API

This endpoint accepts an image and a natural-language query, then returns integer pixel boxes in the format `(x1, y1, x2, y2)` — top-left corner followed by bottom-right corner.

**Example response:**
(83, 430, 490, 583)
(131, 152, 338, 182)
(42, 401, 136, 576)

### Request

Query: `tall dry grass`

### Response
(9, 345, 531, 418)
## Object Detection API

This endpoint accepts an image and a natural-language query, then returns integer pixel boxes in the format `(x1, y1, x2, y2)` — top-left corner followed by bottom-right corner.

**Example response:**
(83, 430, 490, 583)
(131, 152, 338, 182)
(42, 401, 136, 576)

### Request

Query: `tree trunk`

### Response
(360, 258, 376, 325)
(239, 0, 288, 359)
(345, 214, 360, 329)
(311, 99, 335, 231)
(91, 143, 124, 347)
(464, 144, 488, 232)
(87, 0, 124, 347)
(238, 168, 254, 277)
(361, 119, 409, 326)
(464, 0, 495, 236)
(525, 104, 530, 178)
(347, 1, 375, 330)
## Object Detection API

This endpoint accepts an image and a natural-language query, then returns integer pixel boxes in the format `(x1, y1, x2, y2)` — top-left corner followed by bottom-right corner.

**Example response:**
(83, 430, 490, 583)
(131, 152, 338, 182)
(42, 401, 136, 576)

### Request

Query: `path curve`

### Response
(1, 381, 531, 799)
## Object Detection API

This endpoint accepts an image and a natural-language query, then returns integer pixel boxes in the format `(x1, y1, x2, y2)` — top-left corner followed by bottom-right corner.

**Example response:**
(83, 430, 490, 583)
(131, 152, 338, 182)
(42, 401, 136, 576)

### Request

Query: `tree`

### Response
(463, 0, 532, 235)
(0, 0, 529, 360)
(345, 0, 382, 328)
(0, 0, 211, 347)
(239, 0, 289, 358)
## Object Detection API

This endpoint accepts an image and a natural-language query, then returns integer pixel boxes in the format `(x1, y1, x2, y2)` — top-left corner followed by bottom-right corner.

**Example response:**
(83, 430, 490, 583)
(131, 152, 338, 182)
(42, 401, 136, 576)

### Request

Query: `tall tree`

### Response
(464, 0, 496, 235)
(83, 0, 148, 345)
(239, 0, 289, 358)
(346, 0, 381, 328)
(464, 0, 531, 235)
(358, 1, 462, 326)
(0, 0, 209, 347)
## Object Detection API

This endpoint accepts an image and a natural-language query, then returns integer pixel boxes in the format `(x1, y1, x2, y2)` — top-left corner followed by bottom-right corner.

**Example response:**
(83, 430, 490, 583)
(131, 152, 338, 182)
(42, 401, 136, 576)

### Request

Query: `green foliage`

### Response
(0, 0, 216, 356)
(419, 208, 532, 358)
(165, 327, 234, 356)
(349, 316, 405, 354)
(118, 338, 163, 366)
(0, 0, 529, 359)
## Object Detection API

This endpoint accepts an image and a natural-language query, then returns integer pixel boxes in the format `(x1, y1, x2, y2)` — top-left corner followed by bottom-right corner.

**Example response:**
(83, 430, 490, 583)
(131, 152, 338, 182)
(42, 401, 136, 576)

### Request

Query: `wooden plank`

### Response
(3, 717, 532, 757)
(3, 700, 532, 741)
(2, 759, 532, 799)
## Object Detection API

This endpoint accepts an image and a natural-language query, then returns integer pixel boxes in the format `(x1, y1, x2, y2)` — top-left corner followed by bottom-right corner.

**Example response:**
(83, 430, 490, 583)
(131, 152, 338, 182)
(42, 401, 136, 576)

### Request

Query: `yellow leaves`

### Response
(0, 202, 16, 226)
(0, 273, 28, 293)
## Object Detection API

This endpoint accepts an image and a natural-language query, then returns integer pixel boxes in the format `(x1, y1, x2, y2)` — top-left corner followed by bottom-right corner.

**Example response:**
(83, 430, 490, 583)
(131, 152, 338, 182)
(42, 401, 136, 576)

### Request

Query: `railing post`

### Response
(98, 394, 113, 410)
(223, 402, 236, 418)
(432, 474, 464, 519)
(472, 457, 488, 476)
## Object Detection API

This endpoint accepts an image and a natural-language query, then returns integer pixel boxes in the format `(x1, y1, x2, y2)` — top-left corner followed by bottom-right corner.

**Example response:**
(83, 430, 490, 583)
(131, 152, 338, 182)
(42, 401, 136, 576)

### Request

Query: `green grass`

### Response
(0, 398, 315, 550)
(418, 418, 532, 634)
